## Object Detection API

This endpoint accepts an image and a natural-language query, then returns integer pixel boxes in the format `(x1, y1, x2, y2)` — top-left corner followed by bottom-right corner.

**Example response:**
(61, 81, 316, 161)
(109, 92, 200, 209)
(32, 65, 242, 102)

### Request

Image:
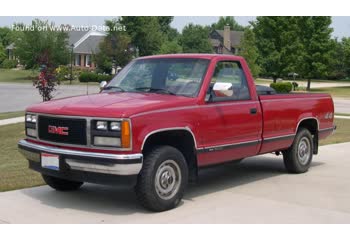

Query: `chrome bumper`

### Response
(18, 139, 143, 176)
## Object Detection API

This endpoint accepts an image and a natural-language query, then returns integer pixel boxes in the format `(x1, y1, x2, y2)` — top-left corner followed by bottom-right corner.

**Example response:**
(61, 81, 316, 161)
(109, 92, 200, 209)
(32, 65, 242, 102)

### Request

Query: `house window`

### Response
(217, 47, 223, 54)
(75, 54, 81, 66)
(86, 55, 91, 67)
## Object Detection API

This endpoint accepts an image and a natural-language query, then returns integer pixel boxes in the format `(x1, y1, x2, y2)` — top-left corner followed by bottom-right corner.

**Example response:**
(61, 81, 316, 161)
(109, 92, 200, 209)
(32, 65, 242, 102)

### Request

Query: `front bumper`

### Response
(18, 139, 143, 185)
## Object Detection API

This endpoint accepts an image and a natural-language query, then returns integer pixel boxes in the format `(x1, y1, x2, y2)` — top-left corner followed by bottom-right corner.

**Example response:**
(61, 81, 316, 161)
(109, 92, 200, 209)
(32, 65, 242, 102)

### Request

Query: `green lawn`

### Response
(0, 69, 37, 83)
(310, 86, 350, 98)
(0, 118, 349, 192)
(0, 111, 24, 120)
(320, 118, 350, 145)
(0, 123, 44, 192)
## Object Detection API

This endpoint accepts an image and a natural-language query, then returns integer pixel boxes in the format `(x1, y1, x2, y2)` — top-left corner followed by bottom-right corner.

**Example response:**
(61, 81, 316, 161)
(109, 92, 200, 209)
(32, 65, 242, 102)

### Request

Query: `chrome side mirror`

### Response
(212, 82, 233, 97)
(99, 81, 107, 91)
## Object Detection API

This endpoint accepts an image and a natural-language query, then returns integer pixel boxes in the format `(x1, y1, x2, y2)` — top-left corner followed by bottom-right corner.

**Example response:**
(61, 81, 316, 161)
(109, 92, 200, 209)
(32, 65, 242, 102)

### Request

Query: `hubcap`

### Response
(155, 160, 181, 200)
(298, 137, 311, 165)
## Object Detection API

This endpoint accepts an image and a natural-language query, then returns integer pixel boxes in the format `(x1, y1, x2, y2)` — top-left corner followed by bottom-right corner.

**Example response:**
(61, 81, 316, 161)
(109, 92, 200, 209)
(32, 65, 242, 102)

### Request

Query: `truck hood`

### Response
(26, 92, 196, 118)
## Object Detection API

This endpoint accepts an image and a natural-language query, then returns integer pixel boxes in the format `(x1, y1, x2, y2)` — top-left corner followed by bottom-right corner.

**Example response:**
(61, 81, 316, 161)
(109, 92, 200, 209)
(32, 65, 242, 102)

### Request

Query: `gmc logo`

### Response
(48, 125, 69, 136)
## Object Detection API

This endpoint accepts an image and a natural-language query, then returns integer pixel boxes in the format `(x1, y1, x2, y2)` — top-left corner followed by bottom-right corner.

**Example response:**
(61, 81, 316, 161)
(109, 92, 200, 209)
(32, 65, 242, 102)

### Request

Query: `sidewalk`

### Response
(0, 116, 24, 126)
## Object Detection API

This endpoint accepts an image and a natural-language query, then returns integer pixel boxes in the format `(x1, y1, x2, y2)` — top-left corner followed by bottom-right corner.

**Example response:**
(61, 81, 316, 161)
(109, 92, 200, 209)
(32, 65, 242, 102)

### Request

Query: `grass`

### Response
(335, 113, 350, 116)
(310, 86, 350, 98)
(0, 111, 24, 120)
(320, 118, 350, 145)
(0, 69, 37, 83)
(0, 123, 44, 192)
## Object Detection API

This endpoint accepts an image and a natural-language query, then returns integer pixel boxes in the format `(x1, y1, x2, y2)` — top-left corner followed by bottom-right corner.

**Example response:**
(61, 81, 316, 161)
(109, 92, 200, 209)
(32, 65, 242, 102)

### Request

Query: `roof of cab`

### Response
(136, 53, 244, 61)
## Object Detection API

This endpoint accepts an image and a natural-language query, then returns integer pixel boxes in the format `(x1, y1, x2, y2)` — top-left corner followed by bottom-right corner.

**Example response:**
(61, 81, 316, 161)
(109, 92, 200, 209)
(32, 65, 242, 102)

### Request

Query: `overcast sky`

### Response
(0, 16, 349, 38)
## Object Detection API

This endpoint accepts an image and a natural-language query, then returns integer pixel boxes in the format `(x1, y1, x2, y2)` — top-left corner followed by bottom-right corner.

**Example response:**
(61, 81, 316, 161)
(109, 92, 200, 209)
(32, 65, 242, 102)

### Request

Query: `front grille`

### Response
(38, 116, 87, 145)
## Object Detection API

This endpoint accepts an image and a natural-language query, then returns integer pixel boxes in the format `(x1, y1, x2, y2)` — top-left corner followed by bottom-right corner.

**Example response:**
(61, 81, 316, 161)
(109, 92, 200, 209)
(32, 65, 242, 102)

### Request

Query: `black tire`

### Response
(42, 174, 83, 191)
(283, 128, 313, 173)
(135, 145, 188, 212)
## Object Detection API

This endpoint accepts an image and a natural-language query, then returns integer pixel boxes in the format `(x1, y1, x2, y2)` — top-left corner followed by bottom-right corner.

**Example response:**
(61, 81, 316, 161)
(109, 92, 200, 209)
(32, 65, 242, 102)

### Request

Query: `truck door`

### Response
(197, 60, 262, 166)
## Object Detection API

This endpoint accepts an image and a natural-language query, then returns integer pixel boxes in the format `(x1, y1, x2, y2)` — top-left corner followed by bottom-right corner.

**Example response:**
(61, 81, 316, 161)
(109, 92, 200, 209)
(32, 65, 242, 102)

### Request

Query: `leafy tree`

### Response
(158, 40, 182, 54)
(253, 17, 301, 82)
(14, 19, 69, 69)
(0, 27, 12, 47)
(157, 17, 174, 34)
(295, 17, 333, 90)
(181, 24, 213, 53)
(238, 27, 260, 77)
(211, 16, 245, 31)
(0, 43, 6, 65)
(14, 19, 70, 101)
(119, 16, 165, 56)
(96, 19, 133, 73)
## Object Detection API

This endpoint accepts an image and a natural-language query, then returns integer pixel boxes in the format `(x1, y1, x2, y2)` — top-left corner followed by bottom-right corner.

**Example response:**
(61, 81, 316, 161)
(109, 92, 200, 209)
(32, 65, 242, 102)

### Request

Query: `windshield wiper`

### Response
(103, 86, 125, 92)
(134, 87, 176, 95)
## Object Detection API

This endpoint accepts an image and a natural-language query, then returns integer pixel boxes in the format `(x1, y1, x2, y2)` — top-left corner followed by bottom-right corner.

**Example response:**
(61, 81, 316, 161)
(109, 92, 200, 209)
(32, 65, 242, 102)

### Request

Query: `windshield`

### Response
(105, 58, 209, 97)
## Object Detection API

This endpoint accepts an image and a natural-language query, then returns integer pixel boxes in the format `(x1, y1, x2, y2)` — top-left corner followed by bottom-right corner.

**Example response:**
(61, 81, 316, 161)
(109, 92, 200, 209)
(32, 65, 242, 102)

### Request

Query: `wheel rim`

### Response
(154, 160, 181, 200)
(298, 137, 311, 165)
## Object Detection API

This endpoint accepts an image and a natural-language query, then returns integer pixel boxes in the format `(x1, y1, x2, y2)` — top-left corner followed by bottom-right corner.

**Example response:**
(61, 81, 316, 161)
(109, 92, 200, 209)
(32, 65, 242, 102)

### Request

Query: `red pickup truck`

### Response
(18, 54, 335, 211)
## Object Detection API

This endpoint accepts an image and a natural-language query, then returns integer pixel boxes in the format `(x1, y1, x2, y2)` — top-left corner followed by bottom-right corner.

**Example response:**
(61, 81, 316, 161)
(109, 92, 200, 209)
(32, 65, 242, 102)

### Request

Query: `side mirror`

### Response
(212, 82, 233, 97)
(99, 81, 107, 91)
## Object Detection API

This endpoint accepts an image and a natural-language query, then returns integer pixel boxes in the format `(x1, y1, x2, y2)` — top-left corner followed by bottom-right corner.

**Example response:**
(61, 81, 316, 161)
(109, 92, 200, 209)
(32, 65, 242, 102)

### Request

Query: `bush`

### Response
(270, 82, 293, 93)
(1, 59, 17, 69)
(79, 72, 113, 83)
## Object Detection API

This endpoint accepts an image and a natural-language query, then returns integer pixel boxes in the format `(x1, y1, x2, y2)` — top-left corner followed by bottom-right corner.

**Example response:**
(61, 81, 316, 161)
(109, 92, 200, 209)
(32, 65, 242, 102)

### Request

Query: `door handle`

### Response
(250, 108, 257, 114)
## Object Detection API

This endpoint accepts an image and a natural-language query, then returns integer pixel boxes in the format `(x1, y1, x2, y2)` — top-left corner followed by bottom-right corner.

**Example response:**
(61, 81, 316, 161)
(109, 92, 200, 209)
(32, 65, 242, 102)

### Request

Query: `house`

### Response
(69, 29, 106, 69)
(6, 29, 106, 69)
(209, 26, 243, 55)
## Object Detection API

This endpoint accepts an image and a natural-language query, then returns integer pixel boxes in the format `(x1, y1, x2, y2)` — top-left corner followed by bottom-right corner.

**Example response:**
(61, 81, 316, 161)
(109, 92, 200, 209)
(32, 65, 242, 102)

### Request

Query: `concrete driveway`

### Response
(0, 142, 349, 223)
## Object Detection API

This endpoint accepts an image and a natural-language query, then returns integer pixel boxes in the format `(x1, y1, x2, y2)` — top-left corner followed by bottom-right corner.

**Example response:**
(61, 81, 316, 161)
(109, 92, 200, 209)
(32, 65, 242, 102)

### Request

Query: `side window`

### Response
(209, 61, 250, 101)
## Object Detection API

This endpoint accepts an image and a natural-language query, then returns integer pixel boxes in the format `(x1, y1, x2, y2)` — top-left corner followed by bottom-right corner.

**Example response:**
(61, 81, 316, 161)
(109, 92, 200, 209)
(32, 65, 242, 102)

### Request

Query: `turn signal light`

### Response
(121, 120, 131, 148)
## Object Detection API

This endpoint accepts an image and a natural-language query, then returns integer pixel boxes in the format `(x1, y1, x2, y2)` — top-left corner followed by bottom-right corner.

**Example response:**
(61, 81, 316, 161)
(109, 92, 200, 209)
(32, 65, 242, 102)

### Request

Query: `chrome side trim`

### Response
(263, 133, 296, 141)
(141, 127, 198, 150)
(197, 139, 261, 153)
(18, 140, 142, 160)
(296, 117, 320, 132)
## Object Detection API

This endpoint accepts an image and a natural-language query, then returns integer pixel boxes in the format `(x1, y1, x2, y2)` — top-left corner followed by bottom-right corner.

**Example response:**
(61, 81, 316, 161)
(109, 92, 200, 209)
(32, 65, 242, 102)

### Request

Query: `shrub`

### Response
(79, 72, 113, 83)
(1, 59, 17, 69)
(270, 82, 293, 93)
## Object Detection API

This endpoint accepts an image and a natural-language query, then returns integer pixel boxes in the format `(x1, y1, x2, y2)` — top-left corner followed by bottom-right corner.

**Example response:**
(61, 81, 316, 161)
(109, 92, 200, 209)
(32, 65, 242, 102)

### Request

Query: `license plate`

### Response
(41, 153, 59, 171)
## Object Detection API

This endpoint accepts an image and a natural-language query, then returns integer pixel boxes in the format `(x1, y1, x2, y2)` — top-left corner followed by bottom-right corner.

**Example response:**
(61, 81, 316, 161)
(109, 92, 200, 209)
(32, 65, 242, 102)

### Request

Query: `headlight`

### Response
(26, 114, 37, 123)
(96, 121, 108, 130)
(26, 128, 37, 137)
(110, 121, 121, 131)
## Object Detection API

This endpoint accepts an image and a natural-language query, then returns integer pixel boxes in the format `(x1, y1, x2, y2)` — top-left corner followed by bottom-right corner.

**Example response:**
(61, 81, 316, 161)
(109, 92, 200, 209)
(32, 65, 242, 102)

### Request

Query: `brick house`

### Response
(209, 26, 243, 55)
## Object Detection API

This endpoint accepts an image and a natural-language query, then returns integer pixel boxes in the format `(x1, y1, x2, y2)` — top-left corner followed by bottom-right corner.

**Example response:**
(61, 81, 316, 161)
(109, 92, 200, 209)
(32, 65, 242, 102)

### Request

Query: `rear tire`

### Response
(283, 128, 313, 173)
(42, 174, 83, 191)
(135, 145, 188, 212)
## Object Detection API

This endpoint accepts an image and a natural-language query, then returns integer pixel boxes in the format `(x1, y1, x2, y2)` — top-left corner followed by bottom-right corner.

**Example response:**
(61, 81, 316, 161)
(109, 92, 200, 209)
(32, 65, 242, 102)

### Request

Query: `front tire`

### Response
(42, 174, 83, 191)
(283, 128, 313, 173)
(135, 146, 188, 212)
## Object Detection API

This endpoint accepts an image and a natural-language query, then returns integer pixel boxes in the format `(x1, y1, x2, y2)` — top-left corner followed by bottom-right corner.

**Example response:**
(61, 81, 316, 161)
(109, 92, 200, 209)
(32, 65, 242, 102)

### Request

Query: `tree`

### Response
(211, 16, 245, 31)
(295, 17, 333, 90)
(253, 17, 301, 82)
(14, 19, 70, 101)
(238, 27, 260, 77)
(0, 43, 6, 65)
(181, 24, 213, 53)
(119, 17, 165, 56)
(14, 19, 69, 69)
(158, 40, 182, 54)
(96, 19, 133, 72)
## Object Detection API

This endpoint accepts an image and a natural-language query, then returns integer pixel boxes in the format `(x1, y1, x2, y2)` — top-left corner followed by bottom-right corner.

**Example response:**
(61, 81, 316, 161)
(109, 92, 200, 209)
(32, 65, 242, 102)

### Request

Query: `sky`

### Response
(0, 16, 349, 38)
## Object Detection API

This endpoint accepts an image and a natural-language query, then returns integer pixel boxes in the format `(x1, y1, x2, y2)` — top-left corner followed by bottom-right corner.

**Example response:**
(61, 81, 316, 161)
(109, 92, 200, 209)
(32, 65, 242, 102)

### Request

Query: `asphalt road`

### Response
(0, 82, 349, 114)
(0, 83, 99, 113)
(0, 142, 349, 223)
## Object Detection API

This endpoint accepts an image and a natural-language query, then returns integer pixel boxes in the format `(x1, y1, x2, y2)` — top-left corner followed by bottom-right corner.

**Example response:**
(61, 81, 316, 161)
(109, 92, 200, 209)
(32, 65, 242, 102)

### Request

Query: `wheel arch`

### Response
(295, 117, 319, 154)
